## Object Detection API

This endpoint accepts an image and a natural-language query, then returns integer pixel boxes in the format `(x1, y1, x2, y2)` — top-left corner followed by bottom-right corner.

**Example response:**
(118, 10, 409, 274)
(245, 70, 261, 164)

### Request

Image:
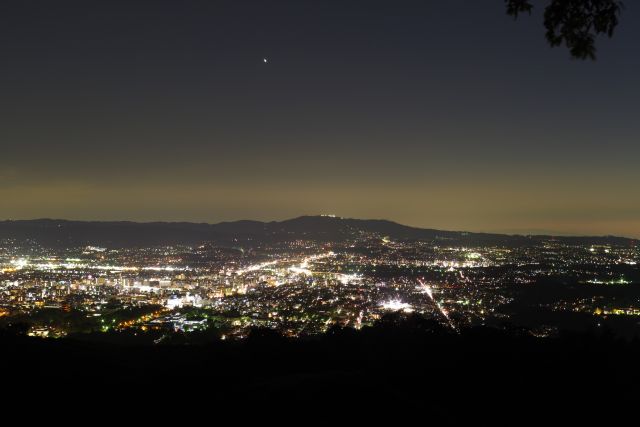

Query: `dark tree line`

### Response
(505, 0, 624, 59)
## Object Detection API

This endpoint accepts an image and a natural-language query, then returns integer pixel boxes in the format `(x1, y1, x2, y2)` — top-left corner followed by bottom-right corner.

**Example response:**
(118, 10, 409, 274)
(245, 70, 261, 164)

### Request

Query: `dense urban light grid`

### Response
(2, 217, 638, 340)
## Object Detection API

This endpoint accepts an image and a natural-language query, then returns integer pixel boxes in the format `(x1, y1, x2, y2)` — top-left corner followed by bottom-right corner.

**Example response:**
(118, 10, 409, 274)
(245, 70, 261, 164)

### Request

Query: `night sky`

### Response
(1, 1, 638, 237)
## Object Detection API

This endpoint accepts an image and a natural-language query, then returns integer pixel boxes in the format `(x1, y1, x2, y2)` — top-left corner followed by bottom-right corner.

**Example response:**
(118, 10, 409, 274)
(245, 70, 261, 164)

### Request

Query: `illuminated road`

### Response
(418, 278, 458, 331)
(236, 252, 337, 278)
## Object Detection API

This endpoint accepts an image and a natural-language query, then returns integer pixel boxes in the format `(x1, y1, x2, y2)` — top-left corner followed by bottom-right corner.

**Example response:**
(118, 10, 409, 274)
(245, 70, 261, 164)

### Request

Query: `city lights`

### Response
(0, 217, 638, 340)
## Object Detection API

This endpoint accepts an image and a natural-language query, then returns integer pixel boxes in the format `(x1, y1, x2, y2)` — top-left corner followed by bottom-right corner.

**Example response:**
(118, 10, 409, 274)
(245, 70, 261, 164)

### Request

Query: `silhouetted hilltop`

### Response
(0, 215, 634, 248)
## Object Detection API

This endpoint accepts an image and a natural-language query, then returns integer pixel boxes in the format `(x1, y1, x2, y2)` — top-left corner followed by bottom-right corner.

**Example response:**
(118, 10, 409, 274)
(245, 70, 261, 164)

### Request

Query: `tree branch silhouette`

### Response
(505, 0, 624, 60)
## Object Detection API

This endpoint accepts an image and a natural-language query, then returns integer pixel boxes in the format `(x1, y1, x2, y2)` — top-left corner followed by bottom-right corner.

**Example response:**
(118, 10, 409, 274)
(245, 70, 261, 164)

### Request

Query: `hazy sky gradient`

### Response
(1, 1, 639, 237)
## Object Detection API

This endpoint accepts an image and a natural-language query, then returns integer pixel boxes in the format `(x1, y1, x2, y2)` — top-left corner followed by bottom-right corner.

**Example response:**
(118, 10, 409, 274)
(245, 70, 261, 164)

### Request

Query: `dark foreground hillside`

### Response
(2, 316, 639, 423)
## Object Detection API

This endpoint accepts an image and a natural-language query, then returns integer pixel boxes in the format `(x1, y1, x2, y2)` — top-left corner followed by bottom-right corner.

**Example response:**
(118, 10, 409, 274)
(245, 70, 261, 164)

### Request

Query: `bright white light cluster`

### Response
(380, 299, 413, 312)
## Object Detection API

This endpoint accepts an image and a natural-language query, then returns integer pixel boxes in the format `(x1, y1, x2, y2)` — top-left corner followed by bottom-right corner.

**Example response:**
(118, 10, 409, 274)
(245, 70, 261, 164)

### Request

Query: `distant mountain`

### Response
(0, 216, 635, 248)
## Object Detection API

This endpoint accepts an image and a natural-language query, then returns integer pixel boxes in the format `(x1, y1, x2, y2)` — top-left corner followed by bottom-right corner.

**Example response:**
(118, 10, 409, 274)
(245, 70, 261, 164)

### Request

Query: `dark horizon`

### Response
(1, 214, 638, 240)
